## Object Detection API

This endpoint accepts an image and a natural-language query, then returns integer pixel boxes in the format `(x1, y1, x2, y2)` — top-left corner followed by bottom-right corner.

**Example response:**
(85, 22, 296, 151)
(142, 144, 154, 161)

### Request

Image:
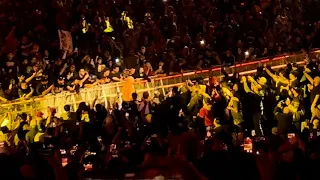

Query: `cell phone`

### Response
(145, 137, 152, 145)
(125, 173, 135, 178)
(125, 112, 129, 117)
(62, 158, 68, 167)
(310, 132, 314, 139)
(97, 136, 102, 142)
(83, 163, 93, 171)
(251, 130, 256, 137)
(179, 109, 183, 117)
(70, 149, 76, 155)
(60, 149, 66, 155)
(0, 142, 4, 147)
(109, 144, 118, 157)
(206, 131, 212, 138)
(287, 133, 295, 139)
(243, 137, 253, 153)
(221, 143, 228, 150)
(76, 122, 80, 126)
(110, 144, 116, 152)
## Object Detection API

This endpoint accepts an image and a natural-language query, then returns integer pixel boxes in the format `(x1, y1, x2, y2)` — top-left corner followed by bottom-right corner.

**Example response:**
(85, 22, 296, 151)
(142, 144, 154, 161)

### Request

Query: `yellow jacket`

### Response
(122, 76, 135, 102)
(104, 20, 114, 33)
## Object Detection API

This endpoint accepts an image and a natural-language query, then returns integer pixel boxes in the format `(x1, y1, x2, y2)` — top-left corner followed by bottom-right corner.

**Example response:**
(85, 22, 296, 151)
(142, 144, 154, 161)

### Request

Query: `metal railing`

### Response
(1, 50, 318, 118)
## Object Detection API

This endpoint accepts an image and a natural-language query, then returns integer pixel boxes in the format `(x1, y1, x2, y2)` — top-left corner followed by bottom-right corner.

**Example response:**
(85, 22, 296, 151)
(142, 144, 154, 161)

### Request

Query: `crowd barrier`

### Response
(1, 50, 319, 118)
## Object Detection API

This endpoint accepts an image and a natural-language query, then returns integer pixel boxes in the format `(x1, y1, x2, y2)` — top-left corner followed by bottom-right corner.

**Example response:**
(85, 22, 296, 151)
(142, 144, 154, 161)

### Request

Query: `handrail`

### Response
(0, 50, 319, 117)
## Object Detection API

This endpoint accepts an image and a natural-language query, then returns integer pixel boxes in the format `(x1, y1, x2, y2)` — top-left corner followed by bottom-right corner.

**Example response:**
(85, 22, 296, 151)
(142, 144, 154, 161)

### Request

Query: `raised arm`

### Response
(24, 87, 34, 99)
(79, 73, 89, 85)
(241, 76, 252, 93)
(25, 73, 36, 83)
(59, 63, 68, 75)
(303, 68, 314, 85)
(42, 85, 54, 96)
(264, 66, 278, 82)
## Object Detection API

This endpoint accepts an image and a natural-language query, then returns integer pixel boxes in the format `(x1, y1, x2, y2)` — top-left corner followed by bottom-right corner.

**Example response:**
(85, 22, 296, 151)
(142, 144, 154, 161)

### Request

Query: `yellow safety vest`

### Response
(125, 17, 134, 29)
(0, 131, 7, 143)
(81, 113, 90, 123)
(82, 23, 90, 34)
(34, 132, 45, 142)
(104, 20, 114, 33)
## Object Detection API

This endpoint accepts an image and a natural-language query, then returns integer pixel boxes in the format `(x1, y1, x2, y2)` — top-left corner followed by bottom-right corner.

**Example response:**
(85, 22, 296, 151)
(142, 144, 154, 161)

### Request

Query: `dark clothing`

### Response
(76, 75, 90, 85)
(54, 83, 67, 92)
(274, 107, 294, 135)
(250, 93, 263, 114)
(253, 112, 263, 136)
(222, 54, 235, 65)
(62, 120, 81, 138)
(36, 83, 49, 96)
(109, 72, 121, 82)
(133, 72, 149, 80)
(124, 55, 139, 69)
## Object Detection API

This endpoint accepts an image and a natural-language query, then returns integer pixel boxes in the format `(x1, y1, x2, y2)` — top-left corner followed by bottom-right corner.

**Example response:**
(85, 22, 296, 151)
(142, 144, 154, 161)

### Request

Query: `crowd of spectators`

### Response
(2, 0, 320, 179)
(0, 0, 319, 101)
(1, 54, 320, 179)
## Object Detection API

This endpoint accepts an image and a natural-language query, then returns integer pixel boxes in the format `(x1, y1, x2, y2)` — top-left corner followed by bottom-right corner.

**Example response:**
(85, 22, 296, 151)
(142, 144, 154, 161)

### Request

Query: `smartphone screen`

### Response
(251, 130, 256, 137)
(62, 158, 68, 167)
(287, 133, 295, 139)
(243, 137, 253, 153)
(109, 144, 116, 152)
(145, 137, 152, 146)
(70, 145, 78, 155)
(221, 143, 228, 150)
(179, 109, 183, 117)
(84, 150, 91, 158)
(206, 131, 212, 138)
(60, 149, 66, 155)
(83, 163, 93, 171)
(109, 144, 118, 157)
(97, 136, 102, 142)
(125, 173, 135, 178)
